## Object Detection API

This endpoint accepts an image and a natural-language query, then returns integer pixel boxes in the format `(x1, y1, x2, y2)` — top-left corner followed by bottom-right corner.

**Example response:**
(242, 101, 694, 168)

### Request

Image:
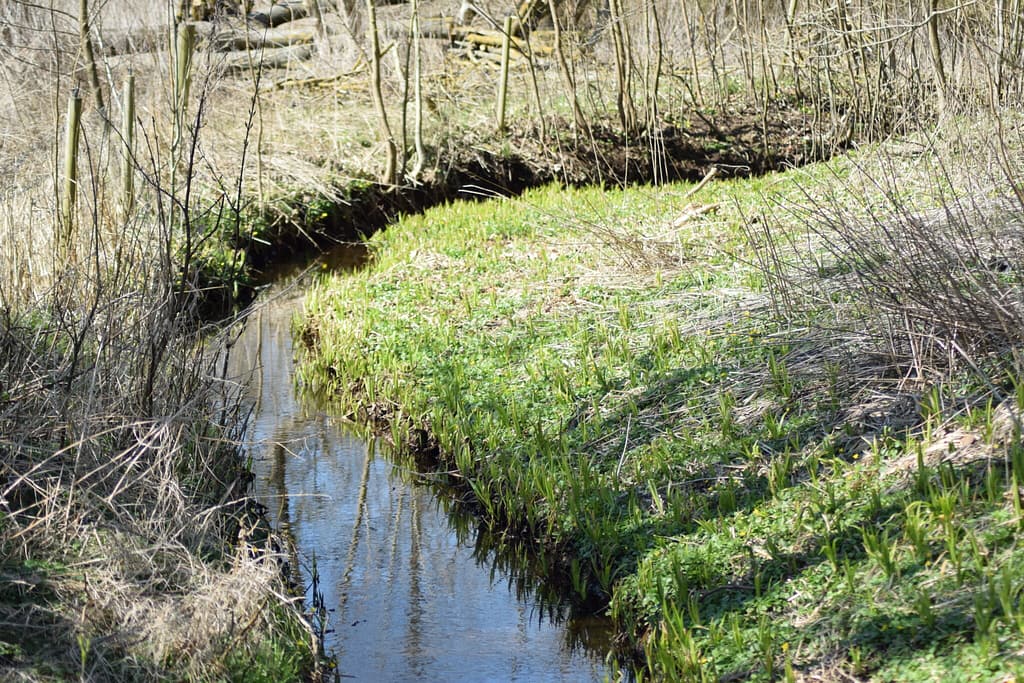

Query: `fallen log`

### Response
(452, 27, 519, 51)
(450, 25, 552, 56)
(101, 21, 231, 56)
(102, 19, 320, 56)
(218, 43, 313, 72)
(209, 18, 320, 51)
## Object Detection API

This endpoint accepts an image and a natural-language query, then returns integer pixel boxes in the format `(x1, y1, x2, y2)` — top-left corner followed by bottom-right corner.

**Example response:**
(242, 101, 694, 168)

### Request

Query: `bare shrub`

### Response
(754, 121, 1024, 384)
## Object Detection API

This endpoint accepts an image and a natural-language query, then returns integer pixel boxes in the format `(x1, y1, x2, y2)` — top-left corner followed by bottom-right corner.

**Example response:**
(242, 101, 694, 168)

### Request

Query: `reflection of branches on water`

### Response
(215, 250, 369, 440)
(232, 262, 619, 668)
(474, 517, 617, 656)
(265, 439, 305, 591)
(405, 482, 427, 677)
(337, 438, 373, 614)
(267, 440, 290, 532)
(380, 444, 618, 659)
(209, 314, 259, 444)
(254, 309, 264, 411)
(387, 483, 404, 573)
(473, 531, 619, 657)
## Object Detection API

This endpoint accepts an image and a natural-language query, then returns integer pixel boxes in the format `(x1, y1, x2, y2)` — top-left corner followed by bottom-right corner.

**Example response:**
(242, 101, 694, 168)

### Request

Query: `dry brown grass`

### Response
(0, 260, 317, 678)
(0, 4, 320, 680)
(763, 110, 1024, 377)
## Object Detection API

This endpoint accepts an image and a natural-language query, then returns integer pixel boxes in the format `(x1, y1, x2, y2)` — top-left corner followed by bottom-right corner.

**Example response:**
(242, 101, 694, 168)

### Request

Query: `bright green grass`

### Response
(298, 159, 1024, 681)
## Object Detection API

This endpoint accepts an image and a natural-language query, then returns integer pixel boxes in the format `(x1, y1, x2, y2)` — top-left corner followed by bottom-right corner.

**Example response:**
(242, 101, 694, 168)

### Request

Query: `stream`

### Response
(227, 249, 618, 681)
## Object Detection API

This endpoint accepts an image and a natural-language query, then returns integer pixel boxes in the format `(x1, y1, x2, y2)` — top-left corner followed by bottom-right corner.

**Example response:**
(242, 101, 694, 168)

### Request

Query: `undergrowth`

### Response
(0, 5, 319, 676)
(0, 262, 318, 680)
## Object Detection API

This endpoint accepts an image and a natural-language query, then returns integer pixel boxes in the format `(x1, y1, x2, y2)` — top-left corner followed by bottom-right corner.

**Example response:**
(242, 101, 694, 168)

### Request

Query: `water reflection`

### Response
(227, 251, 616, 682)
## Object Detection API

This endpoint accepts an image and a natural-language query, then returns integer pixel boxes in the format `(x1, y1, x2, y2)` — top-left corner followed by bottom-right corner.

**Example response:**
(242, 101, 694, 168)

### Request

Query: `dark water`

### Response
(227, 252, 617, 682)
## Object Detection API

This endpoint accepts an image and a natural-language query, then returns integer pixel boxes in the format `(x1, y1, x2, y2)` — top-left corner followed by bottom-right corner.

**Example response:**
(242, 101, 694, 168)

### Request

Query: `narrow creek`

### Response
(227, 247, 619, 681)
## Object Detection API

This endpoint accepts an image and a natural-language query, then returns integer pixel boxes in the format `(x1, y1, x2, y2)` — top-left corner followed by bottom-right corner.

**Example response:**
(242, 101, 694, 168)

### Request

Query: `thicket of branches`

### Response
(0, 0, 318, 678)
(5, 1, 1022, 187)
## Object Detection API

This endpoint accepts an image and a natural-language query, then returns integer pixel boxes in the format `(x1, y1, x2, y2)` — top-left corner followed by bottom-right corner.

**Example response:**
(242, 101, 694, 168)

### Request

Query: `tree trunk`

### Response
(367, 0, 397, 185)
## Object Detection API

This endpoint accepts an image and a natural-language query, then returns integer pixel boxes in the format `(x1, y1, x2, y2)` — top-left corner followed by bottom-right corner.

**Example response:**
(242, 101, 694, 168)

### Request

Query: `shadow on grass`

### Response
(0, 560, 81, 678)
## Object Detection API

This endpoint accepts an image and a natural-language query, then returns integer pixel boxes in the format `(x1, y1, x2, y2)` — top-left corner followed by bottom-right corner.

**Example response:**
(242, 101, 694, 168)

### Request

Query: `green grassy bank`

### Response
(298, 131, 1024, 681)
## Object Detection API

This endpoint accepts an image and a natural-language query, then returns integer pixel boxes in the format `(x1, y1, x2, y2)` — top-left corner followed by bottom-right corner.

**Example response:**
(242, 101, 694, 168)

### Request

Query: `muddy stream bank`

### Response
(227, 249, 620, 681)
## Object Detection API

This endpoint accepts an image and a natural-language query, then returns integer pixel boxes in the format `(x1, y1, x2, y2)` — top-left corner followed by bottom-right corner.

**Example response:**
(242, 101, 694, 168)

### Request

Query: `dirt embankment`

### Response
(240, 104, 827, 281)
